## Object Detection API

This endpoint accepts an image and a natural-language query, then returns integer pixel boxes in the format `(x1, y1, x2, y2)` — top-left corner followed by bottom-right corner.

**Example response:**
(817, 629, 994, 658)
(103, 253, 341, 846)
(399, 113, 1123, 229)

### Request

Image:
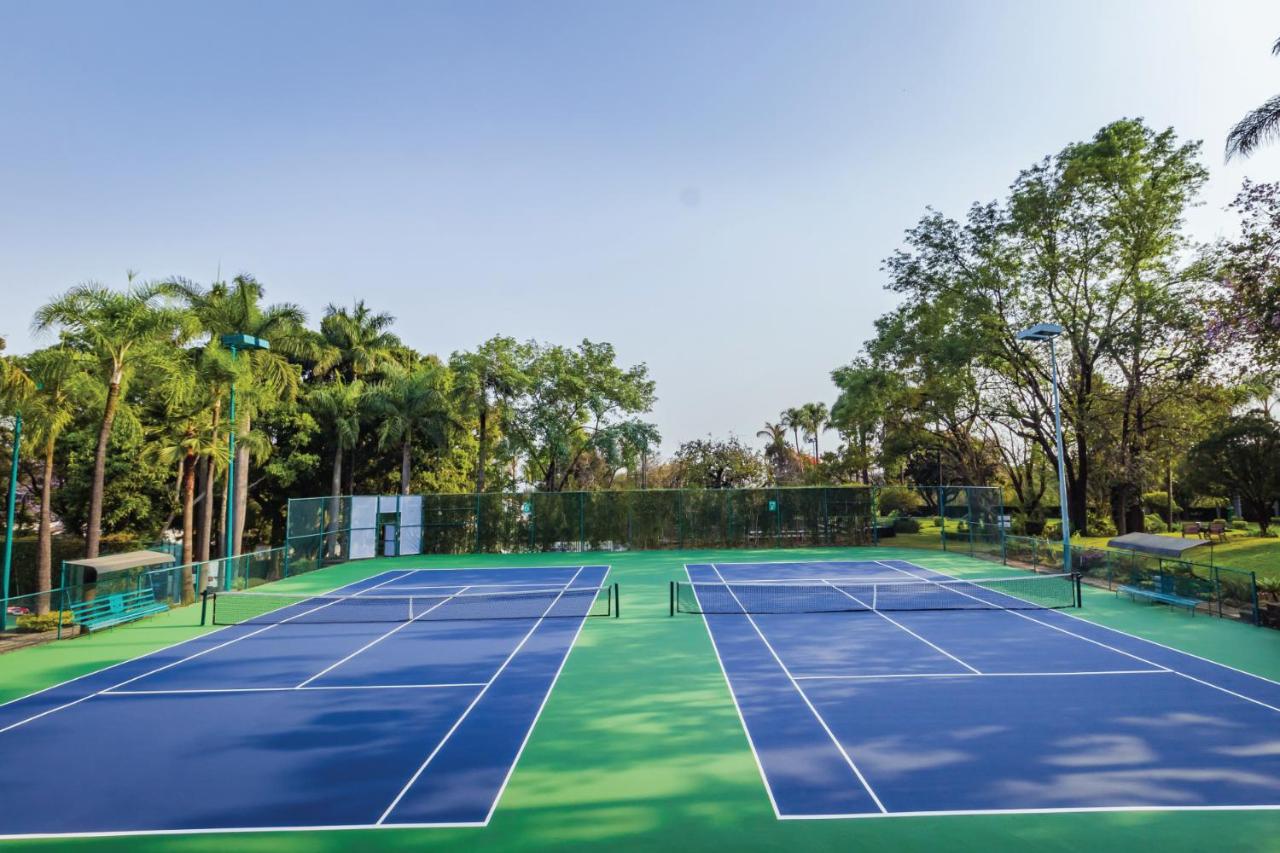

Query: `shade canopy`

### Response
(63, 550, 176, 576)
(1105, 533, 1208, 560)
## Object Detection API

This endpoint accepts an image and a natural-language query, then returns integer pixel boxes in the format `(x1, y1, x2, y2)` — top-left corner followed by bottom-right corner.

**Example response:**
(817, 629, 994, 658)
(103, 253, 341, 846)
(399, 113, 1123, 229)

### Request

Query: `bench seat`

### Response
(69, 589, 169, 632)
(1117, 583, 1200, 615)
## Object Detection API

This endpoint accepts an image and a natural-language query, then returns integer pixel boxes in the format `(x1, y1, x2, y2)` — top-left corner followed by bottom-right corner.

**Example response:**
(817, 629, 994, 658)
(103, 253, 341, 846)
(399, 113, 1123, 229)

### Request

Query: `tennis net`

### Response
(671, 573, 1079, 615)
(204, 583, 618, 626)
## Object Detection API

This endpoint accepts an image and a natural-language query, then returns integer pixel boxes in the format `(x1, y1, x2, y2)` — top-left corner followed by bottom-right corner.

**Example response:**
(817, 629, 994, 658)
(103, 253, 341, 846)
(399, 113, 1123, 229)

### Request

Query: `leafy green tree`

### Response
(507, 340, 656, 492)
(450, 337, 528, 492)
(669, 436, 765, 489)
(780, 407, 805, 456)
(1226, 37, 1280, 160)
(315, 300, 402, 382)
(308, 378, 365, 557)
(1210, 181, 1280, 369)
(1184, 414, 1280, 533)
(799, 402, 829, 464)
(34, 278, 192, 556)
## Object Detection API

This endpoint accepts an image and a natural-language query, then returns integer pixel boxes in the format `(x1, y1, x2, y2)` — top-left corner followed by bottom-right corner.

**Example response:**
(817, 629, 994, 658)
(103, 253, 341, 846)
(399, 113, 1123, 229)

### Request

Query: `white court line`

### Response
(875, 561, 1280, 716)
(481, 565, 612, 824)
(775, 803, 1280, 821)
(295, 585, 474, 687)
(708, 564, 888, 814)
(793, 669, 1169, 681)
(818, 579, 981, 674)
(378, 582, 572, 592)
(682, 564, 786, 820)
(376, 566, 587, 825)
(0, 571, 413, 735)
(100, 683, 487, 696)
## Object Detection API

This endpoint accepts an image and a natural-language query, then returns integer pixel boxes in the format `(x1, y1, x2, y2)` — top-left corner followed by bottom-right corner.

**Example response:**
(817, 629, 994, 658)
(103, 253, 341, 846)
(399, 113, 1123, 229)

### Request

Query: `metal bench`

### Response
(68, 589, 169, 632)
(1116, 574, 1200, 615)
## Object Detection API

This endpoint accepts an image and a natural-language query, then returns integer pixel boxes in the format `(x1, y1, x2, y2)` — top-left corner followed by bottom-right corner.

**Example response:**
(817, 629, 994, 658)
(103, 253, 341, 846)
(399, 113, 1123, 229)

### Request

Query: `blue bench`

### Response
(69, 589, 169, 632)
(1117, 575, 1200, 615)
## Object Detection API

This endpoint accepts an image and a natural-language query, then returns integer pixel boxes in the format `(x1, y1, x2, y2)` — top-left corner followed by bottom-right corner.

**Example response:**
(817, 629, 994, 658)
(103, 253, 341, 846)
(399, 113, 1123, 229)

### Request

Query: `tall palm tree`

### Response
(371, 360, 452, 495)
(800, 402, 830, 463)
(162, 275, 305, 555)
(781, 407, 805, 457)
(34, 277, 192, 557)
(309, 378, 365, 556)
(315, 300, 402, 382)
(756, 421, 789, 456)
(15, 348, 94, 612)
(1226, 37, 1280, 160)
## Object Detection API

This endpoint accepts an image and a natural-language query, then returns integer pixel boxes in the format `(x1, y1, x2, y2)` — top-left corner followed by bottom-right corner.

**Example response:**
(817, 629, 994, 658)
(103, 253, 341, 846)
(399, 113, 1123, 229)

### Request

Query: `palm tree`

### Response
(1226, 37, 1280, 160)
(800, 402, 830, 463)
(756, 421, 789, 456)
(162, 275, 305, 555)
(781, 407, 805, 456)
(34, 277, 191, 557)
(15, 348, 94, 612)
(370, 360, 452, 495)
(315, 300, 402, 382)
(309, 378, 365, 557)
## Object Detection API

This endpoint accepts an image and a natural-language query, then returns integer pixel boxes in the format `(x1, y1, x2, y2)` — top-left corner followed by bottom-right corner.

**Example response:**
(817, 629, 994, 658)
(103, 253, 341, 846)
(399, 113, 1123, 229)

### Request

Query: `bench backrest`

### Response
(1181, 522, 1200, 534)
(1208, 522, 1226, 533)
(69, 589, 158, 621)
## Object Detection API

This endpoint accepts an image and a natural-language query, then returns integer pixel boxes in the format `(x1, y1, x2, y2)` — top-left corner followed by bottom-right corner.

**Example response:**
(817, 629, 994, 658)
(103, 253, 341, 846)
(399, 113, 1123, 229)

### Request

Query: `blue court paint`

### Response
(0, 565, 608, 837)
(688, 560, 1280, 818)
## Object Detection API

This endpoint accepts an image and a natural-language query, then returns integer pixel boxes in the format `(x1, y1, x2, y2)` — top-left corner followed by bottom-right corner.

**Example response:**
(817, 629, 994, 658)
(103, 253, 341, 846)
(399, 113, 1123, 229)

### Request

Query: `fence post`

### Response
(579, 491, 585, 552)
(939, 488, 947, 552)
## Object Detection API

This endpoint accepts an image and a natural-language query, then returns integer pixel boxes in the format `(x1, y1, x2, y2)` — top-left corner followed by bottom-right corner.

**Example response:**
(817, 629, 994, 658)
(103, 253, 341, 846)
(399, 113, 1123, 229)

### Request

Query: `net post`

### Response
(1074, 573, 1082, 608)
(669, 580, 675, 616)
(200, 587, 209, 626)
(614, 582, 620, 618)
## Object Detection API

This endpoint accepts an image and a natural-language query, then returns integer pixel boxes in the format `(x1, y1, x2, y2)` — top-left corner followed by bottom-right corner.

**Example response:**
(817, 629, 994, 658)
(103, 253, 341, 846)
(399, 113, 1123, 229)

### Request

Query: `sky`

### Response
(1, 0, 1278, 457)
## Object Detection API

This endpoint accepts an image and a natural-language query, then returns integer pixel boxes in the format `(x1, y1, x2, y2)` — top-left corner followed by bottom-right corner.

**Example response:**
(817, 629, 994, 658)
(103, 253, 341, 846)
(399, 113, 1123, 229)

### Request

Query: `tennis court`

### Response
(0, 564, 614, 838)
(678, 559, 1280, 819)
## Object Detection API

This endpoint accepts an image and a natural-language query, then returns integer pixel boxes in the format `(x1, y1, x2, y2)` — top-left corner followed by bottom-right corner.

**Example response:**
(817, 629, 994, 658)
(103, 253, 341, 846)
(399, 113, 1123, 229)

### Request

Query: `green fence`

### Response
(288, 487, 876, 561)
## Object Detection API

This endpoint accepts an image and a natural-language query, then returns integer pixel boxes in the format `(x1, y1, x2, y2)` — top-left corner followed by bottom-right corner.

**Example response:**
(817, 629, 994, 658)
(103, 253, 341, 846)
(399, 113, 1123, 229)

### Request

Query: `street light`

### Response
(219, 333, 269, 590)
(1016, 322, 1071, 573)
(2, 408, 23, 627)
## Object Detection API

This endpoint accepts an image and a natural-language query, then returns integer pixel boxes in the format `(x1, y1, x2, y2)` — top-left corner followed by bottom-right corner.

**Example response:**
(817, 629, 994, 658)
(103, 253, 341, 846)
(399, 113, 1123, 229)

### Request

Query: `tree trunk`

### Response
(476, 406, 488, 492)
(233, 440, 249, 555)
(85, 373, 123, 558)
(196, 455, 212, 562)
(326, 444, 344, 559)
(401, 439, 412, 495)
(36, 445, 55, 615)
(180, 451, 196, 604)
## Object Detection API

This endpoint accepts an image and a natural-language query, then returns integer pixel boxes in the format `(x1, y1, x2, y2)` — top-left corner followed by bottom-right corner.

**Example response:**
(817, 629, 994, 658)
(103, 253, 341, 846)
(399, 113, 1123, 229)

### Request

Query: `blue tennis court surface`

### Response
(0, 565, 610, 838)
(685, 559, 1280, 819)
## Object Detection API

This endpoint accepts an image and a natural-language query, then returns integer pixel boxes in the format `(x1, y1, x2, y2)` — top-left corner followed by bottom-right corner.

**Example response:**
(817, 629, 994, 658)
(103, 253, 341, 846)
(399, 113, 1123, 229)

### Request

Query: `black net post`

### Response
(614, 582, 620, 618)
(200, 588, 209, 625)
(669, 580, 675, 616)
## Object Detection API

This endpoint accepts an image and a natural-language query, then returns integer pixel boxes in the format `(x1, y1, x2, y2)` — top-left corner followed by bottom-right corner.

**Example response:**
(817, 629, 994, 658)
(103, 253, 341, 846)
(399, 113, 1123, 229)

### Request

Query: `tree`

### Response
(162, 275, 306, 556)
(669, 436, 765, 489)
(371, 360, 452, 495)
(798, 402, 830, 467)
(34, 278, 191, 557)
(10, 348, 92, 611)
(308, 378, 365, 556)
(1226, 37, 1280, 160)
(450, 337, 528, 492)
(781, 407, 805, 455)
(506, 340, 657, 492)
(315, 300, 402, 382)
(1184, 414, 1280, 533)
(1209, 181, 1280, 369)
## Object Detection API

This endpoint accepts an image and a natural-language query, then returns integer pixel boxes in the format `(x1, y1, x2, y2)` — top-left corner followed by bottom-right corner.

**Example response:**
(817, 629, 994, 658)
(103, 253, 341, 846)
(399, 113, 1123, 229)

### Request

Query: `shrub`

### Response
(1144, 514, 1168, 534)
(1231, 519, 1249, 531)
(1087, 513, 1117, 538)
(892, 516, 921, 534)
(15, 611, 75, 633)
(1257, 577, 1280, 601)
(1142, 491, 1182, 515)
(878, 486, 923, 517)
(1043, 521, 1062, 539)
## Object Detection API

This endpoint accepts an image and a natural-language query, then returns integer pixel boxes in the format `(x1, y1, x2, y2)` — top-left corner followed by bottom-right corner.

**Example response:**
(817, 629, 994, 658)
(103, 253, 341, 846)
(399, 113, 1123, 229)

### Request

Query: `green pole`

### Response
(2, 409, 21, 629)
(224, 345, 238, 590)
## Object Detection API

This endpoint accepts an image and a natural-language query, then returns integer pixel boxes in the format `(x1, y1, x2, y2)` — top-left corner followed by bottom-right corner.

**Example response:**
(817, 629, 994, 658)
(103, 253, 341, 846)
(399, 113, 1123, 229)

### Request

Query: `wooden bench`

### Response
(1181, 522, 1204, 539)
(69, 589, 169, 632)
(1117, 574, 1200, 615)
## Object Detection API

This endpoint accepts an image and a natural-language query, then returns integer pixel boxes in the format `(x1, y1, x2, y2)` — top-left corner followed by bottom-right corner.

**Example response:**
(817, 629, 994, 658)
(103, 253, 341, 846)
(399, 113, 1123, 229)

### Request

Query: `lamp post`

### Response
(219, 333, 269, 590)
(1016, 323, 1071, 572)
(2, 408, 22, 626)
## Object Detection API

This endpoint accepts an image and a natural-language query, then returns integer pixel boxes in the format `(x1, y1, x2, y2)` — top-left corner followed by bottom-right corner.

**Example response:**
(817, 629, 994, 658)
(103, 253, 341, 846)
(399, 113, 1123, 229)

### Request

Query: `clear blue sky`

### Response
(2, 1, 1278, 455)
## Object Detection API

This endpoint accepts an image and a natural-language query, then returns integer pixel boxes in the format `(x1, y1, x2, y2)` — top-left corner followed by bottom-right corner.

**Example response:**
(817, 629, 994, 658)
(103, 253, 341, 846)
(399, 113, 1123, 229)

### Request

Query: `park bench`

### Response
(68, 589, 168, 632)
(1206, 521, 1228, 543)
(1181, 522, 1204, 539)
(1117, 574, 1200, 615)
